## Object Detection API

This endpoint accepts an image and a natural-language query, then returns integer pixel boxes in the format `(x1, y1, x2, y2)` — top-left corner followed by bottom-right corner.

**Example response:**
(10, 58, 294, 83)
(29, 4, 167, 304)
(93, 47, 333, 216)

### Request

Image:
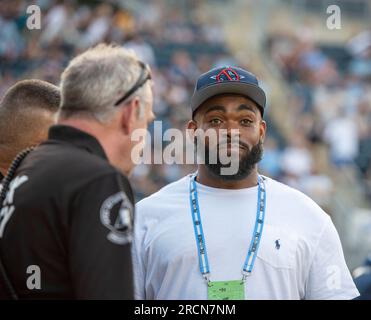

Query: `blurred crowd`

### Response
(263, 29, 371, 208)
(0, 0, 232, 200)
(0, 0, 370, 207)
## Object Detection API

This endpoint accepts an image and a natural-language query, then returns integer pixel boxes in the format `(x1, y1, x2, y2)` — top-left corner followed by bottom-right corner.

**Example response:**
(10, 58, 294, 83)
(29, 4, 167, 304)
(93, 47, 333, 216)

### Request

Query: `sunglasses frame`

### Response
(114, 61, 152, 107)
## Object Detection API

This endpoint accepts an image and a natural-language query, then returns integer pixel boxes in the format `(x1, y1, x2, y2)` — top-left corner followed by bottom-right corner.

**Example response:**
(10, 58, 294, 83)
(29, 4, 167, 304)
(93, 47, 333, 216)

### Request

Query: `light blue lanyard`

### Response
(189, 174, 266, 282)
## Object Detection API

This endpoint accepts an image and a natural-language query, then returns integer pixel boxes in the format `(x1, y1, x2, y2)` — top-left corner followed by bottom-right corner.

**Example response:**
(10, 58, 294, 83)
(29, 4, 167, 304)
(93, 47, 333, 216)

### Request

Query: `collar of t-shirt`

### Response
(47, 125, 108, 160)
(194, 177, 260, 196)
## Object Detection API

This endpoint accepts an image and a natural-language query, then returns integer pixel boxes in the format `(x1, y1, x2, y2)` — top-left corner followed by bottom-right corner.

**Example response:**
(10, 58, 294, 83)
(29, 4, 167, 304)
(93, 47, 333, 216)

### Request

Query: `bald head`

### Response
(0, 79, 60, 175)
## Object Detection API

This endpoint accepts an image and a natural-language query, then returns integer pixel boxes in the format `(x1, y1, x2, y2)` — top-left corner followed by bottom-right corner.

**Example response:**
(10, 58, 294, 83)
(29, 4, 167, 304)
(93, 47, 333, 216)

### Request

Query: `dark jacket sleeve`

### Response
(68, 172, 135, 299)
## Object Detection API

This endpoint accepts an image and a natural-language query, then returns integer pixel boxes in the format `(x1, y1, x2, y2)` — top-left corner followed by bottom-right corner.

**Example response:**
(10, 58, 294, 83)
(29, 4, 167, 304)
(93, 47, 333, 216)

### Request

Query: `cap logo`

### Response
(210, 68, 246, 82)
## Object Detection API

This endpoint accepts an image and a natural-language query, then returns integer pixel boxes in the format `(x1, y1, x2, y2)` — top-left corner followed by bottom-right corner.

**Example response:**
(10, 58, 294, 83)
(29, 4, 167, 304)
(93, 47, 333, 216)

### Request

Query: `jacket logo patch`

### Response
(100, 191, 133, 245)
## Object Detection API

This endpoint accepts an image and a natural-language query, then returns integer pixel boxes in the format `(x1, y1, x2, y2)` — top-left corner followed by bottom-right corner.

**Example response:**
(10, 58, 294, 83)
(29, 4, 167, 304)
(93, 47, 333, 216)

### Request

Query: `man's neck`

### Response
(196, 165, 259, 189)
(57, 119, 132, 176)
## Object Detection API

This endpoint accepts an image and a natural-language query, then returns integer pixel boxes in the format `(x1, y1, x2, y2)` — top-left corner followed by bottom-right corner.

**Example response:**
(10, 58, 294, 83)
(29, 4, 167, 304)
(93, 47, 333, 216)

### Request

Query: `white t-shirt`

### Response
(132, 174, 359, 300)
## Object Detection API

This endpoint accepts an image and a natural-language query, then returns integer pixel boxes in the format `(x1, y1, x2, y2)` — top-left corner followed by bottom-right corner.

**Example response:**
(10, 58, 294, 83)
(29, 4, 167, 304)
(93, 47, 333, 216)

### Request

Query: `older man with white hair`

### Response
(0, 43, 154, 299)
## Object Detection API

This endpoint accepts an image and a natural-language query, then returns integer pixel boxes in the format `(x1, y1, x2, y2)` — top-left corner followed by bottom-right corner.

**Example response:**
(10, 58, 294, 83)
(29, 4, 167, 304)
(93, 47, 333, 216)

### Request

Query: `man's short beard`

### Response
(203, 140, 263, 181)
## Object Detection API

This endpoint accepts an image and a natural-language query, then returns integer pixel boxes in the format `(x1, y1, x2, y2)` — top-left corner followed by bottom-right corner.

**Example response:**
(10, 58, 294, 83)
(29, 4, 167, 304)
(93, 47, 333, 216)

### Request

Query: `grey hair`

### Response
(58, 43, 151, 123)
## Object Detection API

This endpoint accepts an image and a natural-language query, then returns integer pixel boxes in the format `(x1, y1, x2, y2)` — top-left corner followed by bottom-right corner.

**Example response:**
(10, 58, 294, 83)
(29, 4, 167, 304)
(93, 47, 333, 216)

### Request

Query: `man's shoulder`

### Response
(30, 141, 117, 178)
(265, 176, 330, 223)
(137, 175, 190, 210)
(15, 142, 124, 199)
(266, 176, 319, 204)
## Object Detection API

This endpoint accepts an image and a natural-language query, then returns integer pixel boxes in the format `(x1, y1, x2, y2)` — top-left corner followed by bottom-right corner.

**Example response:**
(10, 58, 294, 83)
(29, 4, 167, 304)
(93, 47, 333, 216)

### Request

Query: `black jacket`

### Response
(0, 125, 134, 299)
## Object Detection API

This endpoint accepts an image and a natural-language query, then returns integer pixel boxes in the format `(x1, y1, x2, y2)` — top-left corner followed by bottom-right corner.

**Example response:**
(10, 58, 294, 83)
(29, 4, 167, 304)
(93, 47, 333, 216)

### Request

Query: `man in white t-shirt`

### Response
(132, 66, 359, 300)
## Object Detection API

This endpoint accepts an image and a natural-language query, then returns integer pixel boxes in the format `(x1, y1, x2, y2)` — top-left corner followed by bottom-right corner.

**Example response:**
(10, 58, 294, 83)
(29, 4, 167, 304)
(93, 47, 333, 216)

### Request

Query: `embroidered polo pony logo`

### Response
(275, 239, 281, 250)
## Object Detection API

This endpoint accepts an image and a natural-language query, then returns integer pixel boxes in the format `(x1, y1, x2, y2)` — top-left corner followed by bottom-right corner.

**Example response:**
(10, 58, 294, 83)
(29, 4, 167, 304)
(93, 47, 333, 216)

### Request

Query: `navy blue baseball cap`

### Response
(190, 66, 266, 116)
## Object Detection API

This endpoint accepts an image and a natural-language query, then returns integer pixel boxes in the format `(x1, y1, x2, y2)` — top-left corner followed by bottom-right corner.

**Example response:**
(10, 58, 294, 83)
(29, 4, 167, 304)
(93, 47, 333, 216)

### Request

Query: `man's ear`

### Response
(187, 119, 198, 140)
(260, 120, 266, 143)
(120, 98, 139, 135)
(187, 119, 197, 130)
